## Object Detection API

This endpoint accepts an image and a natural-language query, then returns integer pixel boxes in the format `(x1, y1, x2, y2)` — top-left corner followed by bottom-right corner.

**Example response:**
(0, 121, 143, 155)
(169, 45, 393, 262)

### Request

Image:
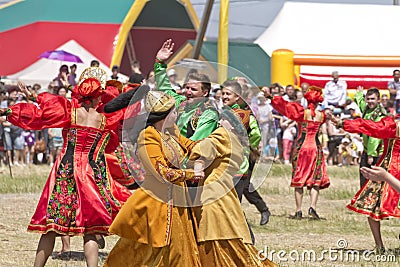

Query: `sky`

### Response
(191, 0, 396, 41)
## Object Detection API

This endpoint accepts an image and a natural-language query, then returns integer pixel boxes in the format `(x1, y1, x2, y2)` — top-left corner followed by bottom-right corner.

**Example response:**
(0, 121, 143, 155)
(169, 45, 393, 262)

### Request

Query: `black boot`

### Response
(294, 210, 302, 220)
(96, 235, 106, 249)
(308, 207, 320, 220)
(260, 209, 271, 225)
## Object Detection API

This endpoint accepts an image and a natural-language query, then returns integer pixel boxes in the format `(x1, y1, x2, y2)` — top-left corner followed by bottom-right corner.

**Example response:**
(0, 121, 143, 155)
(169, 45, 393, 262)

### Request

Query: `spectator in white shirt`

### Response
(323, 71, 347, 108)
(387, 69, 400, 113)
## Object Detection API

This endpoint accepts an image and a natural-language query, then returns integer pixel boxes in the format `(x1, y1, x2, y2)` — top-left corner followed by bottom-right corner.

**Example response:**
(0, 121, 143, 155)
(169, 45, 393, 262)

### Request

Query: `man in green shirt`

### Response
(154, 40, 219, 141)
(354, 87, 387, 188)
(222, 79, 271, 225)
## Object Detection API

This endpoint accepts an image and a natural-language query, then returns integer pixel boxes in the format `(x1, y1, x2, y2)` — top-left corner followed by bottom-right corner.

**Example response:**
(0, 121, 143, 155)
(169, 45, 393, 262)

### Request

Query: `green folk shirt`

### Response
(154, 62, 219, 141)
(354, 91, 387, 157)
(230, 103, 262, 176)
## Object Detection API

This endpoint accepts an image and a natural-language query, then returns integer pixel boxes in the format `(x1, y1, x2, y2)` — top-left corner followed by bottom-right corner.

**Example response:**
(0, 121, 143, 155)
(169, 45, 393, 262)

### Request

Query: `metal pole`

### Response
(395, 0, 399, 6)
(191, 0, 214, 59)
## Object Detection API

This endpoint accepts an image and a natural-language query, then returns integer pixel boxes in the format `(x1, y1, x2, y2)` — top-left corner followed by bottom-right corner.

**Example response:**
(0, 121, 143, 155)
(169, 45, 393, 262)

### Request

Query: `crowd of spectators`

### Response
(0, 58, 178, 168)
(229, 70, 397, 167)
(0, 66, 397, 169)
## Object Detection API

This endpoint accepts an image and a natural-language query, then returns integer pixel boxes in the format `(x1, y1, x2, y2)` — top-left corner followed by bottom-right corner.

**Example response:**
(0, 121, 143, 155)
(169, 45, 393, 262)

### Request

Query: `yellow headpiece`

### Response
(145, 91, 175, 113)
(78, 67, 107, 89)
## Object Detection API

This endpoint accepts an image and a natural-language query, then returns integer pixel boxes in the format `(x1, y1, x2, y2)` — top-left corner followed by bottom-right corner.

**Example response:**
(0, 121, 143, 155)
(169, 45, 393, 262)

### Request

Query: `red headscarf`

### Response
(72, 78, 103, 104)
(304, 86, 324, 117)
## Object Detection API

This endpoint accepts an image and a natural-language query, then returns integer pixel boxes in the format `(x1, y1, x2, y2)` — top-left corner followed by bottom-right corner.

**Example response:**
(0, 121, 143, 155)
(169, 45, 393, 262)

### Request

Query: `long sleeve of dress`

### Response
(189, 138, 218, 161)
(188, 127, 243, 169)
(173, 125, 198, 152)
(138, 127, 196, 184)
(344, 116, 397, 139)
(103, 109, 124, 132)
(97, 87, 125, 132)
(154, 62, 186, 107)
(271, 96, 305, 122)
(7, 93, 72, 130)
(188, 128, 228, 169)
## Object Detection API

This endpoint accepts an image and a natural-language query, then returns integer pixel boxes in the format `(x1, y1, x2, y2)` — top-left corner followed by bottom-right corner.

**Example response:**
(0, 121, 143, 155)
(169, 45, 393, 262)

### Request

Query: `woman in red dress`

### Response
(265, 87, 330, 219)
(330, 114, 400, 252)
(0, 67, 130, 267)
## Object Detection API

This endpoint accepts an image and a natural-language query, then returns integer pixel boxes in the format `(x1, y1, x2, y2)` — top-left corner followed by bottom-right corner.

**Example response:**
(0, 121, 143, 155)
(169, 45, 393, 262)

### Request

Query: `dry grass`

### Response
(0, 164, 400, 266)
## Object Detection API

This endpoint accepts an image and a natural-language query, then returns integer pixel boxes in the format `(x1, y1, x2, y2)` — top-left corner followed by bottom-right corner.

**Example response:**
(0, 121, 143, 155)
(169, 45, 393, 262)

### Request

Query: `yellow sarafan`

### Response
(105, 125, 201, 267)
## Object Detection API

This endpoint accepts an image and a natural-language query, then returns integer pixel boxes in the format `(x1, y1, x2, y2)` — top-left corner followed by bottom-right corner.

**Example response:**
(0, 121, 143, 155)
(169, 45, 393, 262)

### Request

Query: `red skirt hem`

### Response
(27, 223, 111, 236)
(290, 181, 330, 189)
(346, 204, 394, 221)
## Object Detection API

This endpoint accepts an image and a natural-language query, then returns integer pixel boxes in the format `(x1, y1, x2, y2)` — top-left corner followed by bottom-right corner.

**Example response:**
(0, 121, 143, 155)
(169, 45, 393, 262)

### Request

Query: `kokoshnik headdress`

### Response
(72, 67, 107, 103)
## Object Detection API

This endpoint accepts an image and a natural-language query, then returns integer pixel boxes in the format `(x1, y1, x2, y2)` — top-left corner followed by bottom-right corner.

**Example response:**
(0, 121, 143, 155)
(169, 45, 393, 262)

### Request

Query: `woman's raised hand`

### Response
(260, 88, 273, 100)
(0, 108, 8, 116)
(17, 81, 34, 100)
(18, 81, 37, 101)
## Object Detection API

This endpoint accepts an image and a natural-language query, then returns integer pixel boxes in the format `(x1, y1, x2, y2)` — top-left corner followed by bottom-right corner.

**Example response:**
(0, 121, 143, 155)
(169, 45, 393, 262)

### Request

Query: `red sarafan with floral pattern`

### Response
(271, 96, 330, 189)
(344, 116, 400, 220)
(46, 161, 78, 229)
(6, 92, 130, 236)
(106, 144, 144, 188)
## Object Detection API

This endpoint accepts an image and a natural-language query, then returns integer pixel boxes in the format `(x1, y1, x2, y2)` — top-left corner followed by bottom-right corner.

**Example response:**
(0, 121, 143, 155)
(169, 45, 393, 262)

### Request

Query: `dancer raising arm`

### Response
(0, 67, 129, 267)
(263, 86, 330, 220)
(329, 112, 400, 252)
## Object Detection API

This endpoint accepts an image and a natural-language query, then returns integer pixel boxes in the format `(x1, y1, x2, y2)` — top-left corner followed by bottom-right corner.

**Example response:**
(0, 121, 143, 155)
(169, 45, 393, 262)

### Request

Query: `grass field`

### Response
(0, 163, 399, 266)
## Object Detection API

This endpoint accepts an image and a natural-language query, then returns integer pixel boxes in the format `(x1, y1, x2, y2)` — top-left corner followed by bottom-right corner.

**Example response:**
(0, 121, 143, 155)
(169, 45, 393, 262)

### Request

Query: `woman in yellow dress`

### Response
(188, 108, 277, 267)
(103, 90, 203, 267)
